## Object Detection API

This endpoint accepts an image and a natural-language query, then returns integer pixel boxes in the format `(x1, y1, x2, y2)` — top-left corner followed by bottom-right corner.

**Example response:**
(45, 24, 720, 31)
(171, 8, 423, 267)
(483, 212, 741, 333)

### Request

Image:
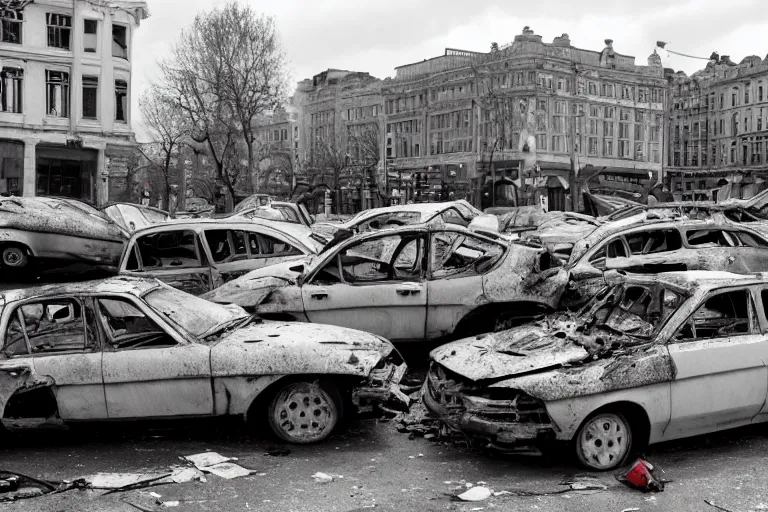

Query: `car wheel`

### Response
(575, 411, 633, 471)
(267, 380, 342, 444)
(1, 245, 28, 268)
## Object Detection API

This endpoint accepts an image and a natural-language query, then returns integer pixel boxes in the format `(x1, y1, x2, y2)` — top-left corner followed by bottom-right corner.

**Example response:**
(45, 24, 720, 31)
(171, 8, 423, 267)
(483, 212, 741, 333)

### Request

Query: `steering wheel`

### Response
(716, 319, 749, 336)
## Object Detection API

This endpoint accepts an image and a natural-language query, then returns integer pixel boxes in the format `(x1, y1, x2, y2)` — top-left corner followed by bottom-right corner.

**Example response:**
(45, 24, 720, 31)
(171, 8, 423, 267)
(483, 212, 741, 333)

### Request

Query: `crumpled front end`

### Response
(353, 347, 410, 412)
(421, 361, 556, 445)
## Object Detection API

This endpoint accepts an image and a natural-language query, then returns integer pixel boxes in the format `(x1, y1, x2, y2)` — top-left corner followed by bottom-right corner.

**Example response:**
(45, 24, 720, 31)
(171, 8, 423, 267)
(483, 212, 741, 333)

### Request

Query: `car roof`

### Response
(609, 270, 768, 295)
(0, 276, 161, 305)
(131, 217, 313, 238)
(342, 201, 473, 224)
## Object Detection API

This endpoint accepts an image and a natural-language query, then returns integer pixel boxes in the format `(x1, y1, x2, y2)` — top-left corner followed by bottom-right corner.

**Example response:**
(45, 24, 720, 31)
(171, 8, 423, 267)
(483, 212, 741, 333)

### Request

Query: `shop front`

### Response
(667, 169, 768, 203)
(386, 163, 470, 206)
(35, 145, 98, 202)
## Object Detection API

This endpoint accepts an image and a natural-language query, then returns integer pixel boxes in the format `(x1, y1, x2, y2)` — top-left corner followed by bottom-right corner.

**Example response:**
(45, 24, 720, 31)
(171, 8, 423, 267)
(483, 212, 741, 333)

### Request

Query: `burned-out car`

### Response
(0, 196, 127, 270)
(562, 214, 768, 307)
(204, 223, 568, 343)
(424, 271, 768, 470)
(310, 200, 494, 242)
(102, 202, 170, 232)
(118, 220, 324, 296)
(0, 277, 407, 443)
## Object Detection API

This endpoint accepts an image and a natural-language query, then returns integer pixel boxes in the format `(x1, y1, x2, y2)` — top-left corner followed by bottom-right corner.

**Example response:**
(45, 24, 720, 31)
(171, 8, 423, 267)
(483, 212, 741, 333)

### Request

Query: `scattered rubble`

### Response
(456, 486, 492, 501)
(312, 472, 337, 484)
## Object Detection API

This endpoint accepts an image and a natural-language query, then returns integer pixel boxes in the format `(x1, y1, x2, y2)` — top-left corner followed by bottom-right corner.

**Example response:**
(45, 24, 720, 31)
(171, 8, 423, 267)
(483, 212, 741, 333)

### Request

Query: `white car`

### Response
(119, 219, 324, 295)
(204, 223, 568, 343)
(424, 271, 768, 469)
(0, 277, 407, 443)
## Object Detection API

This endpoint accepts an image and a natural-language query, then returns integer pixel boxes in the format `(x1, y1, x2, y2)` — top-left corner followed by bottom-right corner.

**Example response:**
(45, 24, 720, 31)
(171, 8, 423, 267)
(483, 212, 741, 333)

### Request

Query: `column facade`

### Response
(22, 139, 38, 197)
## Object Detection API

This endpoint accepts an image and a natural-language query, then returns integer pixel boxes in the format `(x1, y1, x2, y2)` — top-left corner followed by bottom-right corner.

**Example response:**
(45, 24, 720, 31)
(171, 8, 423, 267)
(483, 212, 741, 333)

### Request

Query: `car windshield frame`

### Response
(142, 285, 247, 338)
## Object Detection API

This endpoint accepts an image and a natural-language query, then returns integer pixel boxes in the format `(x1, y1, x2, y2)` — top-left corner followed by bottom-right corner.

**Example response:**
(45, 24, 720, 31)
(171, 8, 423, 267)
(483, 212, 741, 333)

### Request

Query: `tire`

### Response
(574, 411, 633, 471)
(267, 380, 343, 444)
(1, 245, 28, 268)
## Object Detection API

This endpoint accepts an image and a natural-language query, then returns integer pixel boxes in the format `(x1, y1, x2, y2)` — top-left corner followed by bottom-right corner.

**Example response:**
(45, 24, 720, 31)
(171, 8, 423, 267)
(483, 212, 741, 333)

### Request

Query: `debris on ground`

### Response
(0, 470, 68, 503)
(562, 475, 609, 492)
(456, 486, 492, 501)
(312, 472, 336, 484)
(184, 452, 232, 468)
(184, 451, 255, 479)
(617, 459, 666, 493)
(704, 500, 738, 512)
(395, 399, 469, 447)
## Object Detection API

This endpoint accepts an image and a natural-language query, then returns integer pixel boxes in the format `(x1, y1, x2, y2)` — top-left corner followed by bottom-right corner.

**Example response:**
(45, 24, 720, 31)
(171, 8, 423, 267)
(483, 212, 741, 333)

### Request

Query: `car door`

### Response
(566, 235, 628, 307)
(426, 230, 503, 339)
(121, 229, 214, 296)
(683, 228, 754, 272)
(720, 228, 768, 272)
(1, 297, 107, 420)
(97, 295, 214, 419)
(301, 232, 428, 342)
(205, 228, 306, 286)
(664, 287, 768, 440)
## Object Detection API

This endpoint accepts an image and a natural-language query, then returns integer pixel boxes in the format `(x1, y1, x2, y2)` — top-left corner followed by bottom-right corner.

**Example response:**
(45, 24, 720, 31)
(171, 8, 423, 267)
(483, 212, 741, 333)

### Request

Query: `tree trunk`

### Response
(247, 139, 257, 193)
(334, 167, 342, 215)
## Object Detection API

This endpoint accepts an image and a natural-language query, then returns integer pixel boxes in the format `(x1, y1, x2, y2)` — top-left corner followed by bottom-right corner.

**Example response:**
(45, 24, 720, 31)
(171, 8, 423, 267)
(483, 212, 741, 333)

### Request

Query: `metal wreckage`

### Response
(6, 192, 768, 474)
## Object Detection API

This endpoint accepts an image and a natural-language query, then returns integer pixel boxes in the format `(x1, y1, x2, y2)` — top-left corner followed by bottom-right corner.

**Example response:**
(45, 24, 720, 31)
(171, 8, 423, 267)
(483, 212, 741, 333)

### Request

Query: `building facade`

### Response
(666, 54, 768, 202)
(0, 0, 148, 205)
(383, 28, 668, 211)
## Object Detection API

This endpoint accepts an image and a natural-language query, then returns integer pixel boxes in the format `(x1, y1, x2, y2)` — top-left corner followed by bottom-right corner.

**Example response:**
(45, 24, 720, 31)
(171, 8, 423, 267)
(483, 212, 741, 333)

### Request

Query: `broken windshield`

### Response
(143, 285, 247, 338)
(579, 283, 684, 339)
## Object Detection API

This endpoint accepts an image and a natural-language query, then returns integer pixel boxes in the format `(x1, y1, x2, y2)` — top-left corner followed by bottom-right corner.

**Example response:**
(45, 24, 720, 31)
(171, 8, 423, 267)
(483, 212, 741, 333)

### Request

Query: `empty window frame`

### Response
(676, 290, 752, 340)
(82, 76, 98, 119)
(0, 67, 23, 113)
(46, 70, 69, 117)
(0, 9, 22, 44)
(46, 13, 71, 50)
(112, 24, 127, 59)
(115, 79, 127, 122)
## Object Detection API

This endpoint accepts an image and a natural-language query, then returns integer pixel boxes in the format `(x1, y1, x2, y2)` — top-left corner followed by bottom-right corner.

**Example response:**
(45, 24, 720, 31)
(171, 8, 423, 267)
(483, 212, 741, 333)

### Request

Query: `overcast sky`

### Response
(132, 0, 768, 141)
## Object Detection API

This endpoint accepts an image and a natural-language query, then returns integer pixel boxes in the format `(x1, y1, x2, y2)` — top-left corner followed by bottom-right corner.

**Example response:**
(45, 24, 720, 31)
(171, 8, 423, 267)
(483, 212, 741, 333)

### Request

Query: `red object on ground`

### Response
(620, 459, 665, 492)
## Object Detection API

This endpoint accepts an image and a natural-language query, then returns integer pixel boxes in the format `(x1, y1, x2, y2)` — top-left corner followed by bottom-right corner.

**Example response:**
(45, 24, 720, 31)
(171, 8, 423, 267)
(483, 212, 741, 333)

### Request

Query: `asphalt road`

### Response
(1, 411, 767, 512)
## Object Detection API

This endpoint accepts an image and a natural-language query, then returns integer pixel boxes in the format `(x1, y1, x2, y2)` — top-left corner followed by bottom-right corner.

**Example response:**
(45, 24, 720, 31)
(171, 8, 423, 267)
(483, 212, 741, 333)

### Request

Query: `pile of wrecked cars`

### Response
(7, 194, 768, 474)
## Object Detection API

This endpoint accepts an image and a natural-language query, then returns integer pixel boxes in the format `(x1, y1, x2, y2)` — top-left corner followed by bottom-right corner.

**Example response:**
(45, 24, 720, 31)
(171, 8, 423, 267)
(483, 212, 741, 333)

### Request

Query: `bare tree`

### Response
(311, 135, 348, 214)
(0, 1, 32, 43)
(158, 1, 287, 209)
(139, 87, 189, 209)
(348, 123, 388, 205)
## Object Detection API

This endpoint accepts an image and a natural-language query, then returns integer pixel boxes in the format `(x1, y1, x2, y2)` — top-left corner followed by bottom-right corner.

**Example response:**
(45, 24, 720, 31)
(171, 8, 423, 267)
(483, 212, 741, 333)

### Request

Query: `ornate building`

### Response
(0, 0, 149, 205)
(383, 28, 667, 211)
(666, 54, 768, 202)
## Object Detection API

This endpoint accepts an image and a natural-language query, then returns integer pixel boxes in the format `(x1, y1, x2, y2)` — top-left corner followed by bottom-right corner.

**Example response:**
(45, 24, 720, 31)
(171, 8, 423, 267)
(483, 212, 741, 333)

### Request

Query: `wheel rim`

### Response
(578, 413, 629, 470)
(2, 247, 25, 267)
(271, 382, 336, 442)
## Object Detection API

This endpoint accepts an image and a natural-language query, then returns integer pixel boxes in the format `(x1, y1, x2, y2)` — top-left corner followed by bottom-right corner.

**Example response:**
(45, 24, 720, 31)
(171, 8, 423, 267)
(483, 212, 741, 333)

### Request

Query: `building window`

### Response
(588, 137, 598, 156)
(555, 101, 565, 115)
(46, 13, 71, 50)
(601, 83, 615, 98)
(634, 142, 645, 161)
(588, 82, 597, 95)
(603, 121, 614, 137)
(115, 79, 127, 122)
(551, 135, 564, 152)
(603, 138, 614, 156)
(46, 70, 69, 117)
(112, 24, 128, 59)
(732, 88, 739, 107)
(535, 134, 547, 151)
(0, 67, 23, 113)
(82, 76, 98, 119)
(745, 85, 750, 104)
(83, 19, 97, 53)
(0, 9, 22, 44)
(372, 105, 378, 116)
(732, 113, 739, 136)
(760, 85, 764, 102)
(604, 106, 615, 119)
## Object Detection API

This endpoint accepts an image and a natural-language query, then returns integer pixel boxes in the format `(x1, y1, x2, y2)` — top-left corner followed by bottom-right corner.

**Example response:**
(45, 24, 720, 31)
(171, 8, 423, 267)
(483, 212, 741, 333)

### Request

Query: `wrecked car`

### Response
(0, 276, 407, 443)
(203, 223, 569, 342)
(228, 201, 315, 227)
(118, 219, 324, 296)
(563, 214, 768, 307)
(102, 202, 170, 232)
(423, 270, 768, 470)
(310, 200, 495, 243)
(0, 196, 127, 270)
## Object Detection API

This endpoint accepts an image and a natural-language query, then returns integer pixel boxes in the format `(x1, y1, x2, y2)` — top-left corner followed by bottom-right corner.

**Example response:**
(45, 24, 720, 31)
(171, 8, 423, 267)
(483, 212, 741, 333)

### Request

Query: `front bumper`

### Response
(353, 361, 410, 411)
(421, 368, 555, 445)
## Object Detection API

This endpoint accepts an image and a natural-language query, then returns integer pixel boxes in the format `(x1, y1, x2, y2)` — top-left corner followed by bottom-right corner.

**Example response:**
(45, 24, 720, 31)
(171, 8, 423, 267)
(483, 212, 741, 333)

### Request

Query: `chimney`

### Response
(604, 39, 614, 49)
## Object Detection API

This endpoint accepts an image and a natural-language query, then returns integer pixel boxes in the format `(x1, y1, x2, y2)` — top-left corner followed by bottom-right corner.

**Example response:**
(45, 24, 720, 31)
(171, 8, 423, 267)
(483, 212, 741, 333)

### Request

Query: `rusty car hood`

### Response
(201, 257, 310, 306)
(212, 321, 395, 377)
(431, 325, 591, 382)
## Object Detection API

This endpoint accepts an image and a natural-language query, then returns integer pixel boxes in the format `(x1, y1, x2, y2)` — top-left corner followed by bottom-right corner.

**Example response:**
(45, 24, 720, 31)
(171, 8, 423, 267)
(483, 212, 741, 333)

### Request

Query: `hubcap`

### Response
(579, 414, 628, 469)
(272, 382, 335, 442)
(2, 247, 25, 267)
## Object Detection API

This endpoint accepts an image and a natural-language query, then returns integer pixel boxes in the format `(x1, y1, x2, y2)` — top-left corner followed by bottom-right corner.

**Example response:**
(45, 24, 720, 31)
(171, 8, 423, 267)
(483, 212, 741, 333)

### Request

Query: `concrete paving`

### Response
(0, 413, 766, 511)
